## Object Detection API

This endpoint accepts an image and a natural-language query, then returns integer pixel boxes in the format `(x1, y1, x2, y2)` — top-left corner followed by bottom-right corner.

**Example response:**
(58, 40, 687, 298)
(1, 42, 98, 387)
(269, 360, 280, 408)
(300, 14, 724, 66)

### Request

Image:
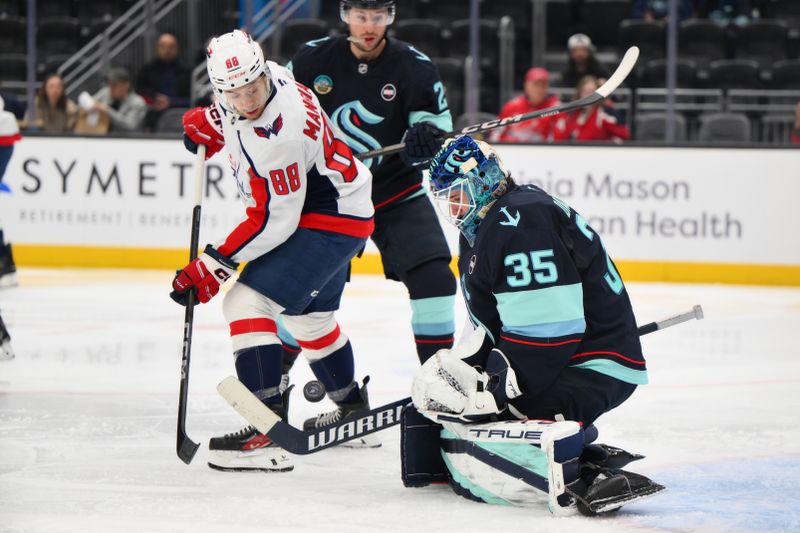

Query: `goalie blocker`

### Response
(401, 406, 665, 516)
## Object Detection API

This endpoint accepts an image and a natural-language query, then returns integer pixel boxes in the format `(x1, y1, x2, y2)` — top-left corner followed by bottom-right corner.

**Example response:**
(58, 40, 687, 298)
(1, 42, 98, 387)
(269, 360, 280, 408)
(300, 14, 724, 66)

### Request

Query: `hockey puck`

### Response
(303, 380, 326, 402)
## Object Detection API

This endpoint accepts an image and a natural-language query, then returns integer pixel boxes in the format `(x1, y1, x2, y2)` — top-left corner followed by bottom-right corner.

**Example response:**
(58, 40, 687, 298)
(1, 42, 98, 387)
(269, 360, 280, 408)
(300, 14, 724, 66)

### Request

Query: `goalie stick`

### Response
(355, 46, 640, 163)
(218, 303, 703, 455)
(176, 144, 206, 465)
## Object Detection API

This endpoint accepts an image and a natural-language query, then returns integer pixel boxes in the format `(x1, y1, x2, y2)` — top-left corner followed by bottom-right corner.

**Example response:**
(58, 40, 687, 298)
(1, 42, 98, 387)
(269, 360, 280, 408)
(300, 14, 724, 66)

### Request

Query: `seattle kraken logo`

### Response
(331, 101, 384, 168)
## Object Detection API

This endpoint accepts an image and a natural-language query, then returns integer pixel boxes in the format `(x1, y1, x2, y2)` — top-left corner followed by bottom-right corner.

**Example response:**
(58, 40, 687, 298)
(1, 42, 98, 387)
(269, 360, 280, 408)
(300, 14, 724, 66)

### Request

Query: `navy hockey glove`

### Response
(401, 122, 447, 167)
(170, 246, 237, 306)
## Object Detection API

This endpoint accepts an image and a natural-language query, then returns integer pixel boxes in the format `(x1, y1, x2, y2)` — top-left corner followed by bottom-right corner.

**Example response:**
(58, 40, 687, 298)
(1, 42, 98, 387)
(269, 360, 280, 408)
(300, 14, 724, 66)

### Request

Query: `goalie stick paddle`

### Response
(355, 46, 640, 163)
(218, 302, 702, 455)
(176, 144, 205, 465)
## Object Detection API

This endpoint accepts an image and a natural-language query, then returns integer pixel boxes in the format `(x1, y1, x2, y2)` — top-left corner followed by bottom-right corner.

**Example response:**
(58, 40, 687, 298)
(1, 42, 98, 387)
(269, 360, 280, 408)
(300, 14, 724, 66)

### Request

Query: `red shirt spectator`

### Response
(491, 68, 560, 143)
(792, 102, 800, 144)
(552, 75, 630, 143)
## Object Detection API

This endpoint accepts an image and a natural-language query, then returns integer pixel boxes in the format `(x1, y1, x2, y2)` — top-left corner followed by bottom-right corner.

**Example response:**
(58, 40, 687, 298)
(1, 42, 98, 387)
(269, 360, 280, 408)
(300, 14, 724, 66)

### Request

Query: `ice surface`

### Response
(1, 270, 799, 532)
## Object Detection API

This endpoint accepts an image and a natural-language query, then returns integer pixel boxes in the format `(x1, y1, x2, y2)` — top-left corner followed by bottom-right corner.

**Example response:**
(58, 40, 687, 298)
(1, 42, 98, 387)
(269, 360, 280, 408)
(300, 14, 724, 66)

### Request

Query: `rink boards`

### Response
(0, 137, 797, 285)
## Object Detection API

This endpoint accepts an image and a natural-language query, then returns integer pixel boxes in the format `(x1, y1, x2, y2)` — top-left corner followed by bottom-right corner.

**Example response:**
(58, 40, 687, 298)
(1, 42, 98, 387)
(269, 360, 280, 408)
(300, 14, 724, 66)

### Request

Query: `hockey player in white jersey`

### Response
(171, 30, 374, 472)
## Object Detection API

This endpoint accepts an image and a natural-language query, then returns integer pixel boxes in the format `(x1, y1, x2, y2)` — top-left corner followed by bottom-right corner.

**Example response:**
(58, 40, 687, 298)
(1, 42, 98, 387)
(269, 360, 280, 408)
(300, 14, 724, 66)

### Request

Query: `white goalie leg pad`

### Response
(439, 419, 584, 514)
(222, 282, 284, 352)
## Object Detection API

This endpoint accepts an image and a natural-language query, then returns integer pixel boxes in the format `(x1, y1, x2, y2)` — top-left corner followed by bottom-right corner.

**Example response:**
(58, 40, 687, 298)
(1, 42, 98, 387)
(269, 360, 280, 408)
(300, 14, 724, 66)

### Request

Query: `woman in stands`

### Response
(22, 73, 77, 133)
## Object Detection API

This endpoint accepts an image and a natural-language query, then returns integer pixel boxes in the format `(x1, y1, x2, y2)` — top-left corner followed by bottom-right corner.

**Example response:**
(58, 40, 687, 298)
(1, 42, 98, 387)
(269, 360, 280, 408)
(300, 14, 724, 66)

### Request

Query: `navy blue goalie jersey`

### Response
(288, 35, 453, 209)
(459, 184, 647, 399)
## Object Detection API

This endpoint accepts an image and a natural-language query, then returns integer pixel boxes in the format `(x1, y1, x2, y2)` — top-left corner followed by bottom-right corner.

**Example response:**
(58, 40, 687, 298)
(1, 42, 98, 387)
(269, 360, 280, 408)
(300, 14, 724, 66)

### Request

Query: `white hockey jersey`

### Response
(209, 61, 374, 263)
(0, 95, 21, 146)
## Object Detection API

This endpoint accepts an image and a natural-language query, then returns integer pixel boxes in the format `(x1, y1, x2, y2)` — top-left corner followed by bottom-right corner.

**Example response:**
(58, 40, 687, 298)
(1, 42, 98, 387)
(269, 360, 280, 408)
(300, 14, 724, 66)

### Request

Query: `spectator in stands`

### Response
(552, 75, 630, 143)
(792, 102, 800, 144)
(631, 0, 696, 21)
(91, 68, 147, 133)
(490, 67, 560, 143)
(699, 0, 755, 26)
(561, 34, 609, 89)
(137, 32, 192, 131)
(21, 73, 77, 133)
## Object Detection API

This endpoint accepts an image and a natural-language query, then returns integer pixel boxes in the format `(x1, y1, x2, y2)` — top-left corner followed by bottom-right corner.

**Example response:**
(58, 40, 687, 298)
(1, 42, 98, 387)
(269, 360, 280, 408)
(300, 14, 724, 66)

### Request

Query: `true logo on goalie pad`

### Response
(308, 403, 404, 451)
(468, 428, 543, 441)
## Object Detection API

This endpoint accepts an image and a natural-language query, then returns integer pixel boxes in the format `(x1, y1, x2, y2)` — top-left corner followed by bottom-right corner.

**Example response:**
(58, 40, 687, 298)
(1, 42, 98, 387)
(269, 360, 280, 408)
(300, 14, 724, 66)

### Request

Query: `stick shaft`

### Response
(356, 46, 640, 162)
(176, 144, 205, 464)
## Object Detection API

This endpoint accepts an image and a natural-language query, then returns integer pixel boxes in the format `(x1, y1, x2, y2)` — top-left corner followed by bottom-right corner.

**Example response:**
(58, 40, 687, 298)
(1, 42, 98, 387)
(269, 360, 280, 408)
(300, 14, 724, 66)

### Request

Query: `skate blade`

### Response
(341, 433, 382, 448)
(207, 448, 294, 473)
(207, 462, 294, 473)
(590, 483, 667, 514)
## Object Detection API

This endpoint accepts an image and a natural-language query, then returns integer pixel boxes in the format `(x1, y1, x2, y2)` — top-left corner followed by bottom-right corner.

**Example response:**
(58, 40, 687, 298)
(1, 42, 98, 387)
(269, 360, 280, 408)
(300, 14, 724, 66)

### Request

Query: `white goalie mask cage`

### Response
(206, 30, 269, 114)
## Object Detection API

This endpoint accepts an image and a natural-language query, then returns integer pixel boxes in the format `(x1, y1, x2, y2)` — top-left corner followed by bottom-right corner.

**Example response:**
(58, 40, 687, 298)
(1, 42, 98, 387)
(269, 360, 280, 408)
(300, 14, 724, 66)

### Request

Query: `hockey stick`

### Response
(355, 46, 640, 163)
(176, 144, 206, 465)
(218, 303, 703, 455)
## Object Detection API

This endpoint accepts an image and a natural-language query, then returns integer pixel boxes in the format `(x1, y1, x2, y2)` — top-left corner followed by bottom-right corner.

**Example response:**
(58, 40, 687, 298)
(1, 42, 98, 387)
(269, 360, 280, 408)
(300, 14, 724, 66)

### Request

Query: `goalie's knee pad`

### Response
(438, 419, 585, 515)
(400, 405, 448, 487)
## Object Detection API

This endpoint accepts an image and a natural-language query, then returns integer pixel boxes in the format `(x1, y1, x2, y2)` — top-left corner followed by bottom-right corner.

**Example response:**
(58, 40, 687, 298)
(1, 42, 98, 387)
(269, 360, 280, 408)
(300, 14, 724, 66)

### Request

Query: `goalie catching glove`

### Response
(411, 327, 522, 422)
(170, 246, 238, 306)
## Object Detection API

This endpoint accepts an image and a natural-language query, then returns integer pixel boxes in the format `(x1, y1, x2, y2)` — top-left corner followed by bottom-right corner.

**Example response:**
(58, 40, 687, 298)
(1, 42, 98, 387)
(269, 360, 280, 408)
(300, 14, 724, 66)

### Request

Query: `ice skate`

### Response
(570, 468, 666, 516)
(303, 377, 381, 448)
(207, 425, 294, 472)
(208, 393, 293, 472)
(0, 244, 17, 289)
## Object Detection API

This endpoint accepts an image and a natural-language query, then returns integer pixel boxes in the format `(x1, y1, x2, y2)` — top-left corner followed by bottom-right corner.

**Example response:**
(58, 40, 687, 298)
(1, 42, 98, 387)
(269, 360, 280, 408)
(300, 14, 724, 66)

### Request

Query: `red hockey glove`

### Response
(170, 247, 237, 306)
(182, 106, 225, 159)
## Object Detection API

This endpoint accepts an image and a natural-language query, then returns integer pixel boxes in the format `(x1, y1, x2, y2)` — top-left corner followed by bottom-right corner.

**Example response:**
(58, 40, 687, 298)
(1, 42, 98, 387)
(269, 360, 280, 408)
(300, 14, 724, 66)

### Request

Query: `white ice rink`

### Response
(1, 269, 799, 533)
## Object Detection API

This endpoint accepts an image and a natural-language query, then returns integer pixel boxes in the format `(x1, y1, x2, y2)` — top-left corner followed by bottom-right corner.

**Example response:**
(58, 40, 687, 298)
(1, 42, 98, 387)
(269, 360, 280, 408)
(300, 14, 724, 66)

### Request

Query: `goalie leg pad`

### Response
(438, 419, 584, 514)
(401, 405, 448, 487)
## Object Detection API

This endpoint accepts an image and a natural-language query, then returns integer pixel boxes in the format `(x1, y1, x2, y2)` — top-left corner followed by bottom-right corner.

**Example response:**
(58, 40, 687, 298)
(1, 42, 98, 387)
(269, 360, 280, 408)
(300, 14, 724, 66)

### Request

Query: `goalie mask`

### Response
(340, 0, 396, 26)
(428, 135, 511, 245)
(206, 30, 269, 116)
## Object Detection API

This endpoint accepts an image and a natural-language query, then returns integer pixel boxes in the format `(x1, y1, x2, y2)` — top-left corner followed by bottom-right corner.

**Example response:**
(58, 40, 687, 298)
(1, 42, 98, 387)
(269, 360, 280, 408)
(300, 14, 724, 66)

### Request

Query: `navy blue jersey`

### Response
(288, 35, 452, 209)
(458, 185, 647, 398)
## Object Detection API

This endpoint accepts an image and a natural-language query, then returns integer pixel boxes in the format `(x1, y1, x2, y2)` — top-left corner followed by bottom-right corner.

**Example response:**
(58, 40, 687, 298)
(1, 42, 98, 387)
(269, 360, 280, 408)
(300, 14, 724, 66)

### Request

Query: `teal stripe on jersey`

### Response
(502, 317, 586, 338)
(409, 110, 454, 132)
(275, 316, 298, 345)
(572, 359, 649, 385)
(494, 284, 584, 328)
(400, 188, 428, 203)
(411, 295, 455, 336)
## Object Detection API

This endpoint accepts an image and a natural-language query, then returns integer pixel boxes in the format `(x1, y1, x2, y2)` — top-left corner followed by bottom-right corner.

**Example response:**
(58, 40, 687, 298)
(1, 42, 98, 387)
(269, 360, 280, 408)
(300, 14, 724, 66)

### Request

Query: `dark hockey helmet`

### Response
(428, 135, 510, 244)
(340, 0, 396, 25)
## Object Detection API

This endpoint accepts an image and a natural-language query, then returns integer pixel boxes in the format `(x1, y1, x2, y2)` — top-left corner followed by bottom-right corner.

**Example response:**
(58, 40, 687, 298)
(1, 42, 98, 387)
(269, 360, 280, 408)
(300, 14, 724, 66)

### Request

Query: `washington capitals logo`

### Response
(254, 114, 283, 139)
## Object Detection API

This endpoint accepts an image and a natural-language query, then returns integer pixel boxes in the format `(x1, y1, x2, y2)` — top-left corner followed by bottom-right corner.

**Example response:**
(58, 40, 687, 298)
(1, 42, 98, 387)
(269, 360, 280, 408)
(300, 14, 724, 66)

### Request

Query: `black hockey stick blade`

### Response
(217, 376, 410, 455)
(356, 46, 640, 162)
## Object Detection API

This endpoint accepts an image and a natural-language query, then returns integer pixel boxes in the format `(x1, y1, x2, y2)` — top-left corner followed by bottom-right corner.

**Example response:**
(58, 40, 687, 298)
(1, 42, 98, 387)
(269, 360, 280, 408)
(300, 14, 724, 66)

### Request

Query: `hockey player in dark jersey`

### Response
(404, 135, 665, 514)
(286, 0, 458, 431)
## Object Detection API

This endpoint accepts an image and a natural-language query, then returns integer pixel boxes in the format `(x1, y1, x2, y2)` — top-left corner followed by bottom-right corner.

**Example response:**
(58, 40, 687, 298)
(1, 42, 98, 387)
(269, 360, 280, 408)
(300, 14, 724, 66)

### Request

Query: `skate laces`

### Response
(314, 408, 343, 427)
(224, 425, 256, 438)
